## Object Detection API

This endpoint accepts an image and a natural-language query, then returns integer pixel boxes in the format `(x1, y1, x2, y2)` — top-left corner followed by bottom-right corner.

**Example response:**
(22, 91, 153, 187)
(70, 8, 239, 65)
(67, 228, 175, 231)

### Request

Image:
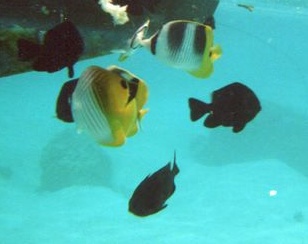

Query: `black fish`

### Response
(189, 82, 261, 133)
(18, 20, 84, 78)
(56, 78, 78, 122)
(204, 16, 215, 30)
(129, 152, 179, 217)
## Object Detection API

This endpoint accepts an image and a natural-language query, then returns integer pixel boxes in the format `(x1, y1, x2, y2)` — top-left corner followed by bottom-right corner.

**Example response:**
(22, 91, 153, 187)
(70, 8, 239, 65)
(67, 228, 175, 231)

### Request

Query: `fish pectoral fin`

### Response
(210, 44, 222, 61)
(204, 114, 220, 128)
(68, 65, 74, 78)
(233, 123, 246, 133)
(138, 108, 149, 121)
(188, 98, 211, 121)
(157, 204, 168, 213)
(119, 51, 132, 62)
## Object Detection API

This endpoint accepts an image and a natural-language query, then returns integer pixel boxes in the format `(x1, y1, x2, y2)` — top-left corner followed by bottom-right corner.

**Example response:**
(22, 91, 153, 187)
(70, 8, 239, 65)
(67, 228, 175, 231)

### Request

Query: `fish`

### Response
(129, 152, 179, 217)
(17, 20, 84, 78)
(237, 3, 254, 12)
(188, 82, 261, 132)
(71, 65, 149, 147)
(119, 19, 222, 78)
(55, 78, 78, 122)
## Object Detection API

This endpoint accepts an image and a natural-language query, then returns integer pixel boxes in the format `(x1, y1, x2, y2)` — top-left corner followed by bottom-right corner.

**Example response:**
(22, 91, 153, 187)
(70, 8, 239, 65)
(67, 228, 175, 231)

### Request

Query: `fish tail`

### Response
(17, 39, 40, 60)
(119, 20, 150, 61)
(56, 78, 78, 122)
(130, 19, 150, 48)
(172, 151, 180, 176)
(188, 98, 211, 121)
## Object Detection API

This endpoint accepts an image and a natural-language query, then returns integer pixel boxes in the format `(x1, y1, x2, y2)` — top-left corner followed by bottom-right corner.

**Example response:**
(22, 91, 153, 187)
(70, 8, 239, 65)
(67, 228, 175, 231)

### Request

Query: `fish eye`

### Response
(120, 79, 128, 89)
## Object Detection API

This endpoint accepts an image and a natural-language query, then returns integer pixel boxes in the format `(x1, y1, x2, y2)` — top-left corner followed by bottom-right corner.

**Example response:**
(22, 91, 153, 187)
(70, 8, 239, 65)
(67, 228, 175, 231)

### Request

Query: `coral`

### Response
(113, 0, 161, 16)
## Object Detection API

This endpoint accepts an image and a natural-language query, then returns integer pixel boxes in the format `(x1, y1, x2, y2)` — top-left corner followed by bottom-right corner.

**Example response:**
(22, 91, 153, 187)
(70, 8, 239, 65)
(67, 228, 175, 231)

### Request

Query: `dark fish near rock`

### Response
(189, 82, 261, 133)
(56, 78, 78, 122)
(129, 152, 179, 217)
(17, 20, 84, 78)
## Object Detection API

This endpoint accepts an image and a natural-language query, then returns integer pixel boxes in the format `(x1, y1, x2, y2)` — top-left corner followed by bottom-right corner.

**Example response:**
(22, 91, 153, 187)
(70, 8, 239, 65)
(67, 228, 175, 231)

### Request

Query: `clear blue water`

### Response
(0, 1, 308, 243)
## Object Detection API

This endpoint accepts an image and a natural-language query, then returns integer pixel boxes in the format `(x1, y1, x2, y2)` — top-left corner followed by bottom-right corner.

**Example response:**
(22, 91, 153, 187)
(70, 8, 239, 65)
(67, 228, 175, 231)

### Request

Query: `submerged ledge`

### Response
(0, 0, 219, 78)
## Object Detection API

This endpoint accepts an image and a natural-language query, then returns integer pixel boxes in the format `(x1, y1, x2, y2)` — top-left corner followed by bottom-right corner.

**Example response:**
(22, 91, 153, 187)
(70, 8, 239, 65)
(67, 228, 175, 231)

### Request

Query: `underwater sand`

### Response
(0, 1, 308, 243)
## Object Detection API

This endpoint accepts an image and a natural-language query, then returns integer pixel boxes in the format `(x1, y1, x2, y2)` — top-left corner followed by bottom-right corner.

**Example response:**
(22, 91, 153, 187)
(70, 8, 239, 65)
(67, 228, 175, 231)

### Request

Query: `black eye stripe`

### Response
(120, 79, 128, 89)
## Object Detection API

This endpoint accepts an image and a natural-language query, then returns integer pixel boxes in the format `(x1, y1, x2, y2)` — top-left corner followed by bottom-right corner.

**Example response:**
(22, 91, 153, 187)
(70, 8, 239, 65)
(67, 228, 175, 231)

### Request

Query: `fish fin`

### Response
(68, 65, 74, 78)
(118, 19, 150, 61)
(188, 98, 211, 121)
(119, 50, 133, 62)
(17, 39, 40, 60)
(210, 44, 222, 61)
(204, 114, 220, 128)
(56, 78, 78, 122)
(157, 204, 168, 213)
(172, 151, 180, 176)
(233, 123, 246, 133)
(138, 108, 149, 121)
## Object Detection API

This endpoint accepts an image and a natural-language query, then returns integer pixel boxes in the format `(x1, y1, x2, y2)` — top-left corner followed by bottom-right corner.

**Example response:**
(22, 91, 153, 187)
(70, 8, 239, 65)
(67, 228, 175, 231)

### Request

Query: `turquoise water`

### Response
(0, 1, 308, 243)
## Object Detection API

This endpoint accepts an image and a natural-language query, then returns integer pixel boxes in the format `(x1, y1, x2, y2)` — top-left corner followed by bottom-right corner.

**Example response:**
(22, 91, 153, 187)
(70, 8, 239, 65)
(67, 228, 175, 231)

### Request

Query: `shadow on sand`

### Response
(191, 100, 308, 177)
(39, 129, 113, 191)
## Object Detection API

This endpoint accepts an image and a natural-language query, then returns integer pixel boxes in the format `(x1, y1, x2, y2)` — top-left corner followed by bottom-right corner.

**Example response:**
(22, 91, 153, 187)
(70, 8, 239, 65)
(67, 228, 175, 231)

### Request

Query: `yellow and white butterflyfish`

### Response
(72, 65, 149, 147)
(120, 20, 222, 78)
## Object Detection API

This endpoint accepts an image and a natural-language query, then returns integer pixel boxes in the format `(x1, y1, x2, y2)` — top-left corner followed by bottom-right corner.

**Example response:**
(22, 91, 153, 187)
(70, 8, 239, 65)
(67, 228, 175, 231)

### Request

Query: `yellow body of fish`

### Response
(72, 65, 148, 147)
(187, 23, 222, 78)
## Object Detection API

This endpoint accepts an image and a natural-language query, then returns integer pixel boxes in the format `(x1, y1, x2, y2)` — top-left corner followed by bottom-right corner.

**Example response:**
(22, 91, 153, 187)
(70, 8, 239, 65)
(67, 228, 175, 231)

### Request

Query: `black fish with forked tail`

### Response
(189, 82, 261, 133)
(129, 152, 179, 217)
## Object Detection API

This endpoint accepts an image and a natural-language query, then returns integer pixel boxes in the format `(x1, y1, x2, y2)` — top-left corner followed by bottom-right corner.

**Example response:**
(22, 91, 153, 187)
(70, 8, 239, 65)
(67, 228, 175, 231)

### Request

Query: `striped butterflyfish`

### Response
(56, 65, 149, 147)
(120, 20, 222, 78)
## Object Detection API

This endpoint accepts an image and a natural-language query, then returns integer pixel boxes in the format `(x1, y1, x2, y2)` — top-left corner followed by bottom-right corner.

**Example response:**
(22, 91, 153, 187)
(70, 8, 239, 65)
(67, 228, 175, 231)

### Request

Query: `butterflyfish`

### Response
(17, 20, 84, 78)
(189, 82, 261, 132)
(129, 151, 179, 217)
(120, 19, 222, 78)
(70, 65, 149, 147)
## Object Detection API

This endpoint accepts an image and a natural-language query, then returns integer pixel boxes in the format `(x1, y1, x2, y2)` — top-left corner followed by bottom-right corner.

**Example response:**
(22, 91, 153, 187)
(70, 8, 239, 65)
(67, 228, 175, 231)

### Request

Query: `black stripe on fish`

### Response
(127, 78, 139, 105)
(193, 25, 206, 55)
(167, 22, 186, 54)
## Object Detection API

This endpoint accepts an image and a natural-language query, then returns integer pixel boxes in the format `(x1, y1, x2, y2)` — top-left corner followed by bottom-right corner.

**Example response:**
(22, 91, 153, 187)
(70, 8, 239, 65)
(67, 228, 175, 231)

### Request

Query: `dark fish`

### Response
(189, 82, 261, 132)
(129, 152, 179, 217)
(204, 16, 215, 29)
(56, 78, 78, 122)
(17, 20, 84, 78)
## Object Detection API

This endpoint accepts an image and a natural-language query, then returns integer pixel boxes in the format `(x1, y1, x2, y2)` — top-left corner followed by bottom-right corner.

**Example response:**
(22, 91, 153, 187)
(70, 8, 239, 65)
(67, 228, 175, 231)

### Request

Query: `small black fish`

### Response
(129, 152, 179, 217)
(18, 20, 84, 78)
(189, 82, 261, 133)
(56, 78, 78, 122)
